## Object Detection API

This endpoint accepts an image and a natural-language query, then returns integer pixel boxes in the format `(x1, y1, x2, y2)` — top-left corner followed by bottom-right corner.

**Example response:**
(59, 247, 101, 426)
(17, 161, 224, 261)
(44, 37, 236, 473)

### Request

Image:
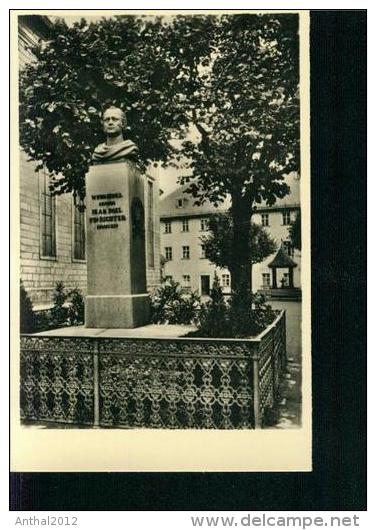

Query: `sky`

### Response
(148, 163, 190, 197)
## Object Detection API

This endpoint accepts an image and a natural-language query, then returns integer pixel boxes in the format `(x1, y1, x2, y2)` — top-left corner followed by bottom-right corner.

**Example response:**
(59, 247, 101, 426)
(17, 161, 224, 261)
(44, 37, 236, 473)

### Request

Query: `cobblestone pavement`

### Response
(267, 300, 302, 428)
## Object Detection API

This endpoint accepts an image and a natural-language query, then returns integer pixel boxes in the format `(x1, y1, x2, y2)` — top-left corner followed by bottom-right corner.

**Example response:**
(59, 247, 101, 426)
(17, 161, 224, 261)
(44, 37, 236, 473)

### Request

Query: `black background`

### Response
(10, 10, 367, 511)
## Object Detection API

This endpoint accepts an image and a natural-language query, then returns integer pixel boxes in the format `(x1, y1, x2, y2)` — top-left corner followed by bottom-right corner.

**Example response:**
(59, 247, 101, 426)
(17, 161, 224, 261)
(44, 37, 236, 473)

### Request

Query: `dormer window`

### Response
(176, 198, 188, 209)
(282, 211, 291, 225)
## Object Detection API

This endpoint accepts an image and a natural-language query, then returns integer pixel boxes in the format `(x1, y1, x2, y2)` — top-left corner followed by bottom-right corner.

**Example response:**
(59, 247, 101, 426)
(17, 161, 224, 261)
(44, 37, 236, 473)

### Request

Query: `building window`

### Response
(147, 180, 155, 268)
(39, 169, 56, 258)
(261, 214, 269, 227)
(164, 221, 172, 233)
(201, 244, 207, 259)
(201, 275, 210, 296)
(282, 240, 294, 257)
(181, 218, 189, 232)
(222, 274, 230, 287)
(182, 274, 191, 288)
(182, 246, 190, 259)
(282, 211, 291, 225)
(73, 196, 85, 261)
(176, 198, 187, 208)
(165, 246, 172, 261)
(200, 218, 209, 231)
(262, 273, 271, 288)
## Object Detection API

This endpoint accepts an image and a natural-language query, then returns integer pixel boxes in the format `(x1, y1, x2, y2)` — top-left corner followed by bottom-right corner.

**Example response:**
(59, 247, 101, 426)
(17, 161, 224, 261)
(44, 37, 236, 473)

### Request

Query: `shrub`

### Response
(151, 279, 201, 325)
(178, 290, 202, 325)
(195, 287, 276, 338)
(67, 288, 85, 325)
(35, 310, 51, 332)
(20, 281, 37, 333)
(49, 283, 85, 328)
(226, 290, 276, 337)
(20, 281, 85, 332)
(251, 292, 277, 332)
(196, 274, 229, 338)
(50, 281, 68, 328)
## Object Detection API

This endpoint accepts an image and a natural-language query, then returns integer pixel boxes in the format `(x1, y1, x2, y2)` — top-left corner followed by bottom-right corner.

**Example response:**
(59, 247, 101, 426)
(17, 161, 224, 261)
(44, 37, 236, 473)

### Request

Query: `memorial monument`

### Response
(85, 106, 150, 328)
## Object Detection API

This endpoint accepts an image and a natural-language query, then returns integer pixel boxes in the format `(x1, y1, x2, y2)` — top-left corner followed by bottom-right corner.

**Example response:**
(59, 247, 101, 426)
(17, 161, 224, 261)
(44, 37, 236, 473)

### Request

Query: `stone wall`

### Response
(20, 151, 87, 308)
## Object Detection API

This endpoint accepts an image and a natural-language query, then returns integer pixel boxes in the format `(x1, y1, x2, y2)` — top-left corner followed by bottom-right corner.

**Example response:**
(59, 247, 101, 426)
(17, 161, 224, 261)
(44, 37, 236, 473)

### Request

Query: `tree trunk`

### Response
(230, 193, 253, 295)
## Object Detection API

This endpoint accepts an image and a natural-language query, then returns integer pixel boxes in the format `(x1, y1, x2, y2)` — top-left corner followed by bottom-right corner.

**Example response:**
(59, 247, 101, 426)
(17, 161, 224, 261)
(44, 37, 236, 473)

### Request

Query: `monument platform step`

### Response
(33, 323, 197, 339)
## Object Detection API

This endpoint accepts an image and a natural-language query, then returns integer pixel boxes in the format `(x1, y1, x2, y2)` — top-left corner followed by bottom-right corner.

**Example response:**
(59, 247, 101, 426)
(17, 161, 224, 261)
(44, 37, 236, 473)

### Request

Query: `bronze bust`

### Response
(92, 106, 138, 163)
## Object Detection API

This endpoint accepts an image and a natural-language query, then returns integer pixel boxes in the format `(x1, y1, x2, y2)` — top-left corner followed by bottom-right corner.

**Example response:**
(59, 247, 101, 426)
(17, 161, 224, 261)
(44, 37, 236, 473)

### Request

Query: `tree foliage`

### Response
(202, 213, 277, 271)
(19, 15, 198, 197)
(20, 14, 298, 199)
(19, 13, 299, 300)
(177, 14, 300, 208)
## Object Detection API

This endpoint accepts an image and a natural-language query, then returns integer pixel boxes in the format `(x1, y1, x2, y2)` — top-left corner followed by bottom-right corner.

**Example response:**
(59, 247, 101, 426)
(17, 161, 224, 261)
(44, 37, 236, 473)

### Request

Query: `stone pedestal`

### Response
(85, 160, 150, 328)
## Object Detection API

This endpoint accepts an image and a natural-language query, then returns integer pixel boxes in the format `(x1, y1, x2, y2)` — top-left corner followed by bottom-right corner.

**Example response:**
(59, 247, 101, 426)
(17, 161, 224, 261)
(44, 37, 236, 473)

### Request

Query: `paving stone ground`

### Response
(267, 300, 302, 428)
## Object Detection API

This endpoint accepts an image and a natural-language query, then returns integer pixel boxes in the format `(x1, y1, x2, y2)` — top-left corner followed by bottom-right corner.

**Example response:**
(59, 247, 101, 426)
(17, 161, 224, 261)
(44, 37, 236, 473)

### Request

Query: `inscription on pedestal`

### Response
(89, 192, 127, 230)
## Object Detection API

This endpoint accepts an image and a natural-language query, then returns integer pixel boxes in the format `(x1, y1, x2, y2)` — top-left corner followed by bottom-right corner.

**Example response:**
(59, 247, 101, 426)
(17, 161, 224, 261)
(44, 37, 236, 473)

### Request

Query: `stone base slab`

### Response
(33, 323, 198, 338)
(85, 293, 150, 328)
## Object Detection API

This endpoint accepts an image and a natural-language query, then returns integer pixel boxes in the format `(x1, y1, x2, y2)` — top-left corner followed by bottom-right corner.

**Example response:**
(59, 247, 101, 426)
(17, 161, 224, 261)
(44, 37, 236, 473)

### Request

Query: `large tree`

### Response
(20, 13, 299, 296)
(171, 14, 300, 293)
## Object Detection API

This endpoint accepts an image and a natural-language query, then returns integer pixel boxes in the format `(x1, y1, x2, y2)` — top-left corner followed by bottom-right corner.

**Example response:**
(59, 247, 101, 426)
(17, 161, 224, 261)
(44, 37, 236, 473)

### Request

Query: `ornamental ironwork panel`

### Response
(272, 312, 287, 397)
(19, 311, 286, 429)
(20, 336, 95, 424)
(258, 330, 275, 416)
(98, 339, 255, 429)
(256, 311, 287, 421)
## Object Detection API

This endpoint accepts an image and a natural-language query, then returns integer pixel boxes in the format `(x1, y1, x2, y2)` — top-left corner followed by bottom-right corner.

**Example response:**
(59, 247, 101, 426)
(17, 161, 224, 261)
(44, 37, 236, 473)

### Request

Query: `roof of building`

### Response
(268, 244, 298, 269)
(159, 183, 230, 219)
(159, 172, 300, 219)
(18, 15, 53, 38)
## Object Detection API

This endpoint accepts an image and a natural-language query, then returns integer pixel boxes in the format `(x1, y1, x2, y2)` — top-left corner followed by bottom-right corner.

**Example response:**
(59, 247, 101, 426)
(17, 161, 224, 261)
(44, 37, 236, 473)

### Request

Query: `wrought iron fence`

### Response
(20, 310, 286, 429)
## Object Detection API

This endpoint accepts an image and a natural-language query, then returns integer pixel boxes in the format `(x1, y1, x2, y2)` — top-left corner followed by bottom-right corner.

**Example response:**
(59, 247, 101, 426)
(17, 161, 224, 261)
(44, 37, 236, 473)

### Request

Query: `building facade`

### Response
(19, 15, 160, 310)
(160, 173, 301, 297)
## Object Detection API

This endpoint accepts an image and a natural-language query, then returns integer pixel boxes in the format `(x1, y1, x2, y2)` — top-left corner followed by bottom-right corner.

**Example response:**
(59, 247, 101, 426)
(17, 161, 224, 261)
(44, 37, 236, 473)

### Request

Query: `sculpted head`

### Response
(102, 106, 127, 139)
(93, 105, 138, 160)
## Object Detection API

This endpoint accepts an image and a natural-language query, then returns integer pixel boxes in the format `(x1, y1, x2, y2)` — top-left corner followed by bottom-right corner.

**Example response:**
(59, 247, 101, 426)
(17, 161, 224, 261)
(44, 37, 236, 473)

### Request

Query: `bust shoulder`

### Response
(92, 139, 139, 163)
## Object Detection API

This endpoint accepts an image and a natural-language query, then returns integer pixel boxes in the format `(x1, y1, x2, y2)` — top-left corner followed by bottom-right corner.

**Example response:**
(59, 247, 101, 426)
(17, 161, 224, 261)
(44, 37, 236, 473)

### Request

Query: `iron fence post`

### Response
(283, 311, 287, 371)
(253, 355, 261, 428)
(93, 339, 100, 427)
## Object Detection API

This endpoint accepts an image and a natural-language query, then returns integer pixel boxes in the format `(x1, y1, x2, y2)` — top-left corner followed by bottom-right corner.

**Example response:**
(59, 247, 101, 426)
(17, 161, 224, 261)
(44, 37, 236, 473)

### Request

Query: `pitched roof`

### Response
(159, 172, 300, 219)
(159, 182, 231, 218)
(268, 244, 298, 269)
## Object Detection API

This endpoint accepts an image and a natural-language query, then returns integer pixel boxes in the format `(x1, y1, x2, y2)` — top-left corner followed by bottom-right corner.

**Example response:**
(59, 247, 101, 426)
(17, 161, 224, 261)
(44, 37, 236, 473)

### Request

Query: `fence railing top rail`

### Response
(20, 311, 285, 349)
(253, 309, 286, 342)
